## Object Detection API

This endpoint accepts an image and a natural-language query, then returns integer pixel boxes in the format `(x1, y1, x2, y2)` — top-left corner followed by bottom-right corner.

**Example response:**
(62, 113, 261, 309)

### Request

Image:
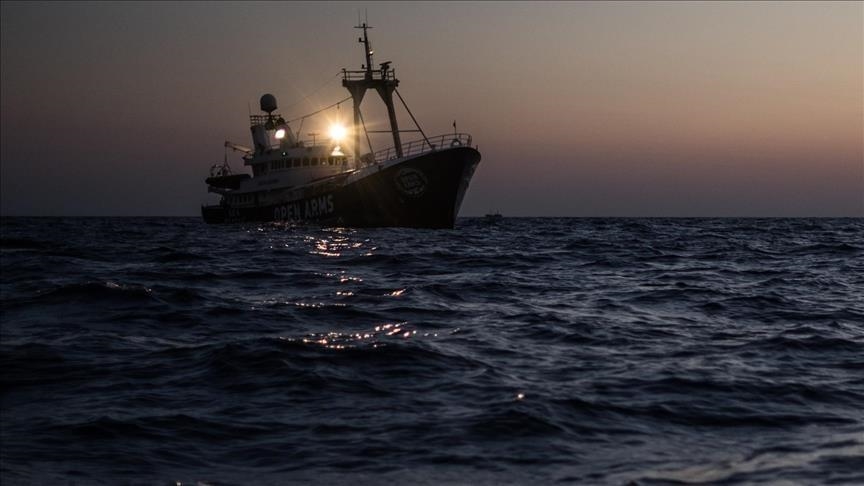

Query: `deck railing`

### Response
(248, 130, 473, 161)
(372, 133, 473, 163)
(342, 69, 397, 82)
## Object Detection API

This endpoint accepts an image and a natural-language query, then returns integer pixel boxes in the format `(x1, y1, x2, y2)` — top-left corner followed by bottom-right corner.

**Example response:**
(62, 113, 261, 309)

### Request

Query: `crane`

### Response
(224, 140, 253, 154)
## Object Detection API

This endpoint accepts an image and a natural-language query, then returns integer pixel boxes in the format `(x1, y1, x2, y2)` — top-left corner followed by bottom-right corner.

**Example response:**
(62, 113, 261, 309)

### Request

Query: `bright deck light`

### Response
(274, 128, 286, 140)
(328, 123, 347, 142)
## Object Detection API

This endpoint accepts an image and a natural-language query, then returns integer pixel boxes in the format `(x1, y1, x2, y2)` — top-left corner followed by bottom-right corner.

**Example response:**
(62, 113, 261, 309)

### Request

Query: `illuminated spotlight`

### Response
(328, 123, 347, 142)
(274, 128, 286, 140)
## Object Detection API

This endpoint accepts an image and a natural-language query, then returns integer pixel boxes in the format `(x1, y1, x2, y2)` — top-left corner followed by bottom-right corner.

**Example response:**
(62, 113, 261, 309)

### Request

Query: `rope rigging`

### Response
(278, 71, 344, 114)
(271, 61, 428, 157)
(287, 96, 352, 124)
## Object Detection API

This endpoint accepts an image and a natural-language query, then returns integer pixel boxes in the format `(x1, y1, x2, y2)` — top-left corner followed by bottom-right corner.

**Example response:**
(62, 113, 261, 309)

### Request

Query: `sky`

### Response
(1, 1, 862, 217)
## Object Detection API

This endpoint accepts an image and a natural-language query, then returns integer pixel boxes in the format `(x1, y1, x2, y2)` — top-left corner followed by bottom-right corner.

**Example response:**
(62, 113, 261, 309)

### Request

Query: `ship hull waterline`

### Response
(201, 147, 480, 229)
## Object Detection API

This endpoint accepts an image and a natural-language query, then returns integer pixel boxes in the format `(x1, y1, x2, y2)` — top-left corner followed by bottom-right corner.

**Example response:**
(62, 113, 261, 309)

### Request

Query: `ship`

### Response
(201, 22, 481, 228)
(483, 211, 503, 222)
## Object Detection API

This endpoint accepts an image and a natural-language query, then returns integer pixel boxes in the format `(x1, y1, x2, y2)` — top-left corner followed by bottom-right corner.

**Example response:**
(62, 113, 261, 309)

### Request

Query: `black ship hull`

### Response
(202, 147, 480, 229)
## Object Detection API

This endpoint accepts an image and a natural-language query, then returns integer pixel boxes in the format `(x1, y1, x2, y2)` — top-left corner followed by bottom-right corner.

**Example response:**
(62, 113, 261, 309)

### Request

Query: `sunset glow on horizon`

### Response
(1, 1, 861, 216)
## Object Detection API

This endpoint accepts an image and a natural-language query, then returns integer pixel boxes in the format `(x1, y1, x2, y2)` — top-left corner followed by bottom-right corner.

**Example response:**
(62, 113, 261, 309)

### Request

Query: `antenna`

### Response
(354, 16, 374, 75)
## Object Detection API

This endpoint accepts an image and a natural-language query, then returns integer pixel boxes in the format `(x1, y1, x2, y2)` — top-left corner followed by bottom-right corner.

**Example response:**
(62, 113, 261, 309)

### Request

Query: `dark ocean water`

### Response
(1, 217, 863, 485)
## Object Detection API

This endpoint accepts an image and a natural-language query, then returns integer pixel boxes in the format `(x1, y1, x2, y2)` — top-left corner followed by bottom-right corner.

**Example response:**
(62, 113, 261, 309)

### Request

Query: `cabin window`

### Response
(303, 157, 309, 167)
(312, 157, 319, 166)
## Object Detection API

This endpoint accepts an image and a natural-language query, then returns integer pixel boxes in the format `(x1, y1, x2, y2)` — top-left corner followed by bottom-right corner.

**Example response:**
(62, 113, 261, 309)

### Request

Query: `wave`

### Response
(631, 434, 864, 484)
(23, 281, 157, 306)
(3, 217, 863, 483)
(788, 242, 863, 255)
(0, 237, 52, 250)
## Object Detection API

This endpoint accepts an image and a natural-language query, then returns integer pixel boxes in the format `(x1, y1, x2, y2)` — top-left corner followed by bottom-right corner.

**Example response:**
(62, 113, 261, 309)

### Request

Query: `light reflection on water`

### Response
(281, 322, 438, 350)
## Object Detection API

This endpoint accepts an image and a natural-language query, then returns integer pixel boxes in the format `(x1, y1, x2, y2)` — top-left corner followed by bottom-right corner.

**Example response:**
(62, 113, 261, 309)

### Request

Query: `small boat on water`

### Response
(483, 212, 503, 222)
(201, 22, 481, 228)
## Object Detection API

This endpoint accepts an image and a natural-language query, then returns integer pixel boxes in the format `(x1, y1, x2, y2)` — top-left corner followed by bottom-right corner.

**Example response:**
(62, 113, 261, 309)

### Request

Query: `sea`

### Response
(1, 217, 862, 485)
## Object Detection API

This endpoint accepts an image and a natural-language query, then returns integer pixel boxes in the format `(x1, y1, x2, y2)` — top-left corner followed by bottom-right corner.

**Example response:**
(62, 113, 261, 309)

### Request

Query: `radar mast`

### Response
(342, 22, 403, 161)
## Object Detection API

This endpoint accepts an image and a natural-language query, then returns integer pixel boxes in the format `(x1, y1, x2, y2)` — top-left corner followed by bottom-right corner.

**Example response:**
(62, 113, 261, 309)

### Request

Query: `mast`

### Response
(342, 22, 403, 162)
